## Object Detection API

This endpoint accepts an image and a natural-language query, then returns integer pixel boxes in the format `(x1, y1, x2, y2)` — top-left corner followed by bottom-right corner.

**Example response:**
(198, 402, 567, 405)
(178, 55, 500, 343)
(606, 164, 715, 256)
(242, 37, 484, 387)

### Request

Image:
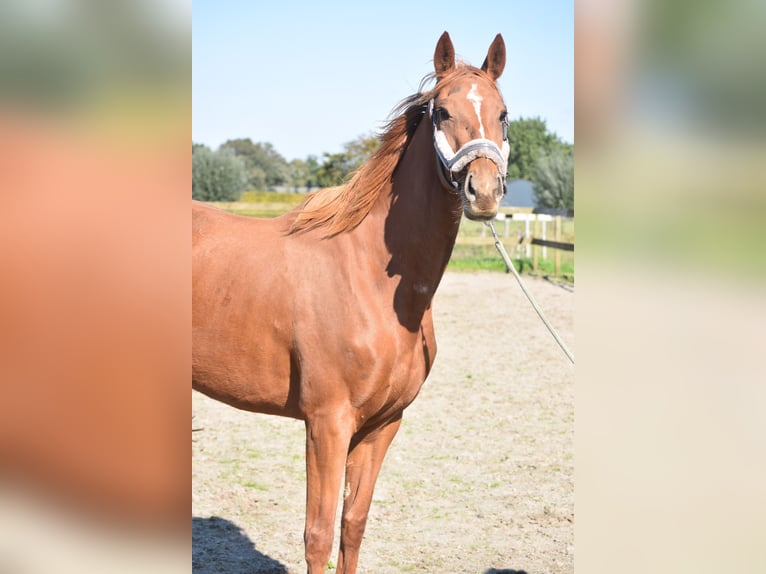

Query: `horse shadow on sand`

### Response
(193, 516, 529, 574)
(193, 516, 288, 574)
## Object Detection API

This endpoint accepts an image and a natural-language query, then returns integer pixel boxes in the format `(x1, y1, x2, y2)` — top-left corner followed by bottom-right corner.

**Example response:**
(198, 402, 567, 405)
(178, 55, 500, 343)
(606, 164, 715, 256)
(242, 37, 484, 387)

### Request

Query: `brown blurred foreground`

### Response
(0, 110, 190, 572)
(0, 9, 190, 567)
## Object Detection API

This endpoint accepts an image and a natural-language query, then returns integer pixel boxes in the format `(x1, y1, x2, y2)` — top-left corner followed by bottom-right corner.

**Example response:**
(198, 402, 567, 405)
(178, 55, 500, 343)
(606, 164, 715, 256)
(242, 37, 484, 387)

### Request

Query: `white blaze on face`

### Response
(467, 83, 485, 139)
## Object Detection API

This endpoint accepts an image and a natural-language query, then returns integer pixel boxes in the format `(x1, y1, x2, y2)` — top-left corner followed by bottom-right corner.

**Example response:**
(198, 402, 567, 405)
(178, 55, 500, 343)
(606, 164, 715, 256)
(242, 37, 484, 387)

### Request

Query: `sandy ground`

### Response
(192, 271, 574, 574)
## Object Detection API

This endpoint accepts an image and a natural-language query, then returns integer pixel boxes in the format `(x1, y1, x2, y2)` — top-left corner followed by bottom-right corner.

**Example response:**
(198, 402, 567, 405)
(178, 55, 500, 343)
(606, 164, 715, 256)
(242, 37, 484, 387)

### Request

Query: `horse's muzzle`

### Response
(462, 160, 505, 220)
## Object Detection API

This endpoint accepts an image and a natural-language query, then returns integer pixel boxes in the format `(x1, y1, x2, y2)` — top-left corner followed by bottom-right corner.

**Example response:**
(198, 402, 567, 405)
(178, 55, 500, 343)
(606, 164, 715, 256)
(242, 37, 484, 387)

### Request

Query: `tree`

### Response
(220, 138, 290, 190)
(192, 145, 247, 201)
(530, 148, 574, 210)
(343, 133, 380, 170)
(315, 152, 353, 188)
(304, 155, 320, 190)
(314, 134, 380, 188)
(287, 159, 309, 192)
(505, 117, 571, 181)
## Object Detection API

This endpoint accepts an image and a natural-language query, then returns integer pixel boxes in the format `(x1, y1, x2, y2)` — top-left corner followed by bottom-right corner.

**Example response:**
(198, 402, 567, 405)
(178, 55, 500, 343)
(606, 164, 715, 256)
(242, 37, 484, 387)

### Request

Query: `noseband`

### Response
(429, 99, 510, 190)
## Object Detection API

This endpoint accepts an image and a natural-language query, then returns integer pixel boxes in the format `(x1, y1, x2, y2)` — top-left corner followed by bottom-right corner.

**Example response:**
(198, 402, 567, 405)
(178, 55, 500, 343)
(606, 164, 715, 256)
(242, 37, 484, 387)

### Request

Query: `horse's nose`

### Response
(462, 159, 504, 220)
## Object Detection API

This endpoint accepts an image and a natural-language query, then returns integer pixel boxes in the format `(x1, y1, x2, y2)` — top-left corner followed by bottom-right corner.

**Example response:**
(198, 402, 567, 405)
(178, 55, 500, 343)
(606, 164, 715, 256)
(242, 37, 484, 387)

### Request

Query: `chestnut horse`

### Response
(193, 32, 509, 574)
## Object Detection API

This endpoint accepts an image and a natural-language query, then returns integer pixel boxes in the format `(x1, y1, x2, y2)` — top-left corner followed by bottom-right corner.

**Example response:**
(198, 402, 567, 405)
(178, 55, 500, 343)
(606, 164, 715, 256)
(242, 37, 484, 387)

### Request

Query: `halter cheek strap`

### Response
(429, 99, 511, 188)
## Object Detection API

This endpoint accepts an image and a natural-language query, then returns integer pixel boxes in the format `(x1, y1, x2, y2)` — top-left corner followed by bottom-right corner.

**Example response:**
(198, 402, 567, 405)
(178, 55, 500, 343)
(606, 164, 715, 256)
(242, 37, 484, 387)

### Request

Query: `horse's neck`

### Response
(371, 117, 462, 331)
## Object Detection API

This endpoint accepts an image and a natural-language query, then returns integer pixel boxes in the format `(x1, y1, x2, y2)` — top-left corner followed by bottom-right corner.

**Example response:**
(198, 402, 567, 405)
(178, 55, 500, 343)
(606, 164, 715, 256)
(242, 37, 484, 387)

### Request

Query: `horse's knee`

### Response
(304, 525, 334, 566)
(341, 509, 369, 550)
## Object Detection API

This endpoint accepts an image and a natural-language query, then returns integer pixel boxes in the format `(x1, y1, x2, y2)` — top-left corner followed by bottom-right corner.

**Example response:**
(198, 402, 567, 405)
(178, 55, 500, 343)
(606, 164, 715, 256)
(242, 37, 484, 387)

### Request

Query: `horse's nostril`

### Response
(465, 173, 477, 201)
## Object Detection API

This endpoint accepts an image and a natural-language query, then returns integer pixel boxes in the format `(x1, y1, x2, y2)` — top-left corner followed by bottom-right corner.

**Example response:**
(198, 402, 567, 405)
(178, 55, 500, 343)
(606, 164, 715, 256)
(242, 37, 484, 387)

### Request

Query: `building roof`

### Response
(501, 179, 536, 208)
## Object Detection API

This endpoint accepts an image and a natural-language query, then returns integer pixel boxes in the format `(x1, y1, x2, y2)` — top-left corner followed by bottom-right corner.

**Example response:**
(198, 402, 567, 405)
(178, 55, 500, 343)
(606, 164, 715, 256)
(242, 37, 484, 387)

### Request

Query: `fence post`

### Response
(533, 217, 540, 272)
(555, 215, 562, 276)
(525, 218, 531, 258)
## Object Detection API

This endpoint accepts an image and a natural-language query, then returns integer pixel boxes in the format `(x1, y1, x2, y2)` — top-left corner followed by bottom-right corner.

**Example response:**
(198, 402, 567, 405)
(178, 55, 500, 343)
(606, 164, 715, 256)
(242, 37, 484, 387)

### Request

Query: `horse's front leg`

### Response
(336, 415, 402, 574)
(303, 410, 354, 574)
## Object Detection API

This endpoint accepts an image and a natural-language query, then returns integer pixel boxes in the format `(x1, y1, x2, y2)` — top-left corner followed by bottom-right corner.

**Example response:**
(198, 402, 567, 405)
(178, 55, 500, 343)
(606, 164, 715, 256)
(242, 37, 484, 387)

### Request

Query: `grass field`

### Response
(208, 190, 574, 281)
(455, 218, 574, 281)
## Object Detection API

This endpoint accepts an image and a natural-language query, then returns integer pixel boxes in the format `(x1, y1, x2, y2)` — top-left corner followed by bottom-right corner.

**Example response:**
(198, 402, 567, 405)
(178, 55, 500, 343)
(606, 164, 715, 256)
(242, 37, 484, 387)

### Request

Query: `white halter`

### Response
(429, 98, 510, 188)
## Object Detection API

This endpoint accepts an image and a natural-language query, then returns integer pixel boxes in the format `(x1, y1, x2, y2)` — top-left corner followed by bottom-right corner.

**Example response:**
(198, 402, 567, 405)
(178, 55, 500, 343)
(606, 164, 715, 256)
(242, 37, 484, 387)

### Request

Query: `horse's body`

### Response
(193, 32, 509, 574)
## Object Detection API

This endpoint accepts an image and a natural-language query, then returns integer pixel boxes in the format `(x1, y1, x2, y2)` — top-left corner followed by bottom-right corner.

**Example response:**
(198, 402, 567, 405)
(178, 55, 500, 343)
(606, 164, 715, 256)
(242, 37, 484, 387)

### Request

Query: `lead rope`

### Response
(485, 220, 575, 365)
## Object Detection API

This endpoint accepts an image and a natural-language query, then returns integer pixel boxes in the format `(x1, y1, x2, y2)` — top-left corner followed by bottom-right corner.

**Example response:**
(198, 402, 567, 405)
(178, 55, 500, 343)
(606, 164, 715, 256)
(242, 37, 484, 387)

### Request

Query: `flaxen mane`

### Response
(288, 64, 494, 238)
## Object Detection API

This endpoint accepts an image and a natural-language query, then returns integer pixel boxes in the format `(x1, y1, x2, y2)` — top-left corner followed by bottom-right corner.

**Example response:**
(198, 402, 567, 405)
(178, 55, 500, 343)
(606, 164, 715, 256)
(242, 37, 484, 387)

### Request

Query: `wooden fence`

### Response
(474, 212, 574, 275)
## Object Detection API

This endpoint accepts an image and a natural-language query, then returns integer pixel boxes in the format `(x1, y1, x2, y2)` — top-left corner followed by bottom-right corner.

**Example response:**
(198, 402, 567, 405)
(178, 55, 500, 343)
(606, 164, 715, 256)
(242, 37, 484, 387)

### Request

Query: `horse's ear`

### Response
(481, 34, 506, 80)
(434, 31, 455, 78)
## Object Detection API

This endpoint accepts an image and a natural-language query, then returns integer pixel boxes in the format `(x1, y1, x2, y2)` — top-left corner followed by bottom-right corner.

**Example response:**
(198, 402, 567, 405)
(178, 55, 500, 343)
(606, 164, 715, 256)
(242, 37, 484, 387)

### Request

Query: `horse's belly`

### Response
(192, 311, 300, 417)
(192, 343, 299, 417)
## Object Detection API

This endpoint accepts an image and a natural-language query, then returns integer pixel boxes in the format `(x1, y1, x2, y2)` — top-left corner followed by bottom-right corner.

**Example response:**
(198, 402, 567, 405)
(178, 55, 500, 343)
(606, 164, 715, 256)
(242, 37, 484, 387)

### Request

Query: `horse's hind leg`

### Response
(336, 415, 402, 574)
(303, 411, 354, 574)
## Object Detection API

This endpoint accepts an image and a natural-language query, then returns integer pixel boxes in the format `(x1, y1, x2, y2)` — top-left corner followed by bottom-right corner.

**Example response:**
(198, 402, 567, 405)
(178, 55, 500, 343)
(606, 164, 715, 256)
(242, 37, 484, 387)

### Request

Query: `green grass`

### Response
(212, 190, 308, 219)
(447, 243, 574, 281)
(448, 244, 508, 271)
(239, 190, 306, 204)
(447, 257, 508, 272)
(224, 207, 291, 218)
(522, 257, 575, 277)
(242, 480, 269, 491)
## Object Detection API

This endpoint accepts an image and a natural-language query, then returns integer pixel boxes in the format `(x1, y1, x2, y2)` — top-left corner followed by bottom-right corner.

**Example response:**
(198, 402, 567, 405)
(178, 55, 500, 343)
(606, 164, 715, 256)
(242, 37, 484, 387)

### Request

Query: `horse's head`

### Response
(430, 32, 509, 221)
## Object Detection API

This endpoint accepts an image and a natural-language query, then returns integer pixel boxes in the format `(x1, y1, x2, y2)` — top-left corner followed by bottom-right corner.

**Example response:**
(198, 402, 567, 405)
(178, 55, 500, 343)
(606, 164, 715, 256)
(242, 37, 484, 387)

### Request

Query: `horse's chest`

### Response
(377, 327, 437, 412)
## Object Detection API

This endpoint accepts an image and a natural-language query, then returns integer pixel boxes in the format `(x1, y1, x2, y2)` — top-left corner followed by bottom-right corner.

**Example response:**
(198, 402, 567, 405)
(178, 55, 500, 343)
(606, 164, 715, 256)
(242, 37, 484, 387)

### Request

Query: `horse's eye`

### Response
(500, 111, 509, 140)
(436, 108, 451, 122)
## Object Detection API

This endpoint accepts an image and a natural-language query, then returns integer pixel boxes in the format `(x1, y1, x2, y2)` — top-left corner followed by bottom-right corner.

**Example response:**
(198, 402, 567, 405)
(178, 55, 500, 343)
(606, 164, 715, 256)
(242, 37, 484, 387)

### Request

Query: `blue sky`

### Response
(193, 1, 573, 161)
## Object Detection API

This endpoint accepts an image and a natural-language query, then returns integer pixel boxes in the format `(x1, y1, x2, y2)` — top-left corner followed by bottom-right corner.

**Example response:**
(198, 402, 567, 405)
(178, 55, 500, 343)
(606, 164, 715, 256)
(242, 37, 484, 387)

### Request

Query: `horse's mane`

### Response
(288, 64, 492, 238)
